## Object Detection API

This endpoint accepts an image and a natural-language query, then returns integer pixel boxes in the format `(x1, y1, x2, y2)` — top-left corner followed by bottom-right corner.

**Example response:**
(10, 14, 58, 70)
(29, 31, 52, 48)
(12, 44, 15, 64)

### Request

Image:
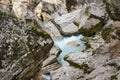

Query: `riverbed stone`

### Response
(42, 55, 57, 67)
(60, 23, 79, 36)
(42, 62, 62, 74)
(42, 45, 61, 68)
(50, 66, 84, 80)
(64, 52, 90, 67)
(49, 45, 61, 57)
(66, 41, 80, 46)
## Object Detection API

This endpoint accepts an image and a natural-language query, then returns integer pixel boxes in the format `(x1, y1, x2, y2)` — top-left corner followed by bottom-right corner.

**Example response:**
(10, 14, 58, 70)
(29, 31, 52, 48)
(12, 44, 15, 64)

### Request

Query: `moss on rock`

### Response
(101, 28, 113, 43)
(64, 56, 90, 73)
(73, 21, 79, 27)
(79, 22, 103, 37)
(82, 41, 91, 52)
(110, 75, 117, 80)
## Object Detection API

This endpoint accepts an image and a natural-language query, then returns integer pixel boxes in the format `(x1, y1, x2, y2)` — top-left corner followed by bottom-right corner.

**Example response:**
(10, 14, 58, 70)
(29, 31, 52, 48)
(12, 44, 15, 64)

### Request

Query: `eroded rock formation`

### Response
(0, 11, 53, 80)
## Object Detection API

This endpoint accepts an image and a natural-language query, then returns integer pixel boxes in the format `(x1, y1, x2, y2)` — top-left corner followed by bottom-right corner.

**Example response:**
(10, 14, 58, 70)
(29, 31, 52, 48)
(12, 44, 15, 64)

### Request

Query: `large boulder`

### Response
(51, 66, 84, 80)
(78, 3, 106, 37)
(42, 21, 63, 38)
(53, 9, 81, 36)
(79, 18, 103, 37)
(0, 12, 53, 80)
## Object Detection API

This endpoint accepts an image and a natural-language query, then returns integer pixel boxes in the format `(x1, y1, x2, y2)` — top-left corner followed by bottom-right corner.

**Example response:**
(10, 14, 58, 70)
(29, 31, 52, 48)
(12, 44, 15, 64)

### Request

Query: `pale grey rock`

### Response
(89, 3, 105, 18)
(78, 3, 106, 29)
(85, 66, 117, 80)
(81, 18, 101, 29)
(88, 34, 105, 49)
(42, 62, 62, 74)
(42, 55, 57, 67)
(43, 21, 63, 38)
(88, 54, 111, 68)
(60, 23, 79, 36)
(107, 57, 120, 67)
(42, 0, 64, 14)
(64, 52, 90, 66)
(55, 9, 81, 25)
(54, 9, 81, 36)
(117, 72, 120, 80)
(51, 66, 84, 80)
(49, 45, 61, 57)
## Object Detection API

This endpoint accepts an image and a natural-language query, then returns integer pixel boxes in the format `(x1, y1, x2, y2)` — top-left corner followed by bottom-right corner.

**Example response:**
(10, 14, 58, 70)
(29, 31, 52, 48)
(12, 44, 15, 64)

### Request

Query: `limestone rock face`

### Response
(0, 12, 53, 80)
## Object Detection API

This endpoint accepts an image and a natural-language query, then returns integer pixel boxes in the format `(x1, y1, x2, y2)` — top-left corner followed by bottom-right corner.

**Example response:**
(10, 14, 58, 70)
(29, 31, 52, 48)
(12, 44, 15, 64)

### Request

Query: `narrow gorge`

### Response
(0, 0, 120, 80)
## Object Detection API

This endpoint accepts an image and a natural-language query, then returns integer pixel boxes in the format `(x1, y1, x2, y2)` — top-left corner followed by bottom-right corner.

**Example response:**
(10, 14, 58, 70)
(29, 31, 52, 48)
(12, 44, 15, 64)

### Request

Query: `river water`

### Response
(43, 35, 85, 80)
(53, 35, 85, 65)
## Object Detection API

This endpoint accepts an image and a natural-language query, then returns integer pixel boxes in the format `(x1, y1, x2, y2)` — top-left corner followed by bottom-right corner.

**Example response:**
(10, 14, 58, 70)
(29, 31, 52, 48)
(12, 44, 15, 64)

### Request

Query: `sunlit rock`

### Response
(12, 0, 37, 21)
(35, 2, 43, 19)
(0, 0, 12, 13)
(51, 66, 84, 80)
(43, 0, 62, 5)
